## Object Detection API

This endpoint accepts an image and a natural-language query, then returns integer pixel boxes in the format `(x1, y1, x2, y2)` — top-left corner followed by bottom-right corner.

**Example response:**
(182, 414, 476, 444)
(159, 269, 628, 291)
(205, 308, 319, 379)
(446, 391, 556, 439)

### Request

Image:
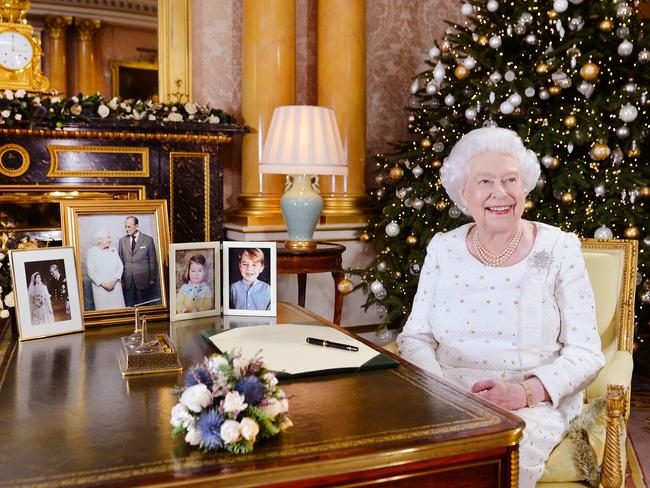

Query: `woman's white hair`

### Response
(439, 127, 540, 211)
(92, 227, 111, 245)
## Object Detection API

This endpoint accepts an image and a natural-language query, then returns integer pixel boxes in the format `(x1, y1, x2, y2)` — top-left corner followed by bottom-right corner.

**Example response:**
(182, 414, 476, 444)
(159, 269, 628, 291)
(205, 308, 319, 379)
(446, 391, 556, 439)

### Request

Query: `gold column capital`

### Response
(44, 15, 72, 39)
(75, 18, 101, 42)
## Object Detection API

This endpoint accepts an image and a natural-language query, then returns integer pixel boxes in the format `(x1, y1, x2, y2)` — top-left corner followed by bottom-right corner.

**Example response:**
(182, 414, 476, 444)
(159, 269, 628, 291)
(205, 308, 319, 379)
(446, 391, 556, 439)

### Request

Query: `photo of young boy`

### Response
(223, 242, 276, 317)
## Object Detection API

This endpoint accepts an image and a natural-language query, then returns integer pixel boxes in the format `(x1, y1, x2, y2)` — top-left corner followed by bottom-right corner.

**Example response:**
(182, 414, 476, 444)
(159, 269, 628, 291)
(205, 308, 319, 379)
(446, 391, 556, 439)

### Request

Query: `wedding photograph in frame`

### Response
(222, 241, 277, 317)
(9, 246, 84, 341)
(61, 200, 170, 326)
(169, 241, 220, 321)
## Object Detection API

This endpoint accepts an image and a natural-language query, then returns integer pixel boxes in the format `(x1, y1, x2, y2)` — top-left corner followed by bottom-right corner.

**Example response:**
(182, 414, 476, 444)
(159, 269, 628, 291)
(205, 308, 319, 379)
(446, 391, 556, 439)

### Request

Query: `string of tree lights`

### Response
(353, 0, 650, 371)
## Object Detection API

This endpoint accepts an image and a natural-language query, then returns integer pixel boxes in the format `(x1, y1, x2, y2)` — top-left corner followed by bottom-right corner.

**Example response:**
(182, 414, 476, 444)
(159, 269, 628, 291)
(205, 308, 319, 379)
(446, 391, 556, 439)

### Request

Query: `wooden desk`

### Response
(0, 303, 523, 487)
(277, 242, 346, 324)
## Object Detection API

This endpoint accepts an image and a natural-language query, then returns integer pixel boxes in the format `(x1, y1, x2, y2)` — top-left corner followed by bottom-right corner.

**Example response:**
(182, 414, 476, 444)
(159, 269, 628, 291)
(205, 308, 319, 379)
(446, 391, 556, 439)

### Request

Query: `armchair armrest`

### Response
(586, 351, 633, 409)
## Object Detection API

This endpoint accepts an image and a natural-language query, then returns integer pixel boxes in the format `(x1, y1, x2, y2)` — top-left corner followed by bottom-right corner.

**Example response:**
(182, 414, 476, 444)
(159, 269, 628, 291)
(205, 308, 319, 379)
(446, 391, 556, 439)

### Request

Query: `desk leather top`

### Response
(0, 303, 523, 487)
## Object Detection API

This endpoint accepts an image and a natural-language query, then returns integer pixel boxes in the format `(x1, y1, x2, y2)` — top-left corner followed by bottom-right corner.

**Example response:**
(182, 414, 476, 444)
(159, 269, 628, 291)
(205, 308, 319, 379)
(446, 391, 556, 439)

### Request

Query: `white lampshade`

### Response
(259, 105, 348, 176)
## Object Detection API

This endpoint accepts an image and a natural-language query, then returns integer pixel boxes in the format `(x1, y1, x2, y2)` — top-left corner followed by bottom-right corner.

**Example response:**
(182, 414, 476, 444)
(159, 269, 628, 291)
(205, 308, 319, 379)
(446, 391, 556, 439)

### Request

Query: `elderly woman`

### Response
(396, 127, 605, 488)
(86, 228, 126, 310)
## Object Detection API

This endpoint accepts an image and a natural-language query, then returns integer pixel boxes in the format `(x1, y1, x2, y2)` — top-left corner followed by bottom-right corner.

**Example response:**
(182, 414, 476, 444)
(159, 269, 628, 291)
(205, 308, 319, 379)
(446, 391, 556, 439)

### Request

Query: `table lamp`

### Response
(259, 105, 347, 249)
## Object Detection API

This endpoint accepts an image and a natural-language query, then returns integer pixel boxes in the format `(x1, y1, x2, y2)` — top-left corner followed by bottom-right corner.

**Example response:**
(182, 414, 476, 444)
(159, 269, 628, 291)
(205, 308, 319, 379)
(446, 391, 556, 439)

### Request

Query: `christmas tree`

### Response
(357, 1, 650, 370)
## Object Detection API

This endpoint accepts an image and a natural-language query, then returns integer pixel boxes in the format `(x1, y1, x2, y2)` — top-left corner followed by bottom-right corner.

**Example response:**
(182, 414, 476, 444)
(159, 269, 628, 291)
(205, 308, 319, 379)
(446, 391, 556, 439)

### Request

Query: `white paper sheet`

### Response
(209, 323, 379, 375)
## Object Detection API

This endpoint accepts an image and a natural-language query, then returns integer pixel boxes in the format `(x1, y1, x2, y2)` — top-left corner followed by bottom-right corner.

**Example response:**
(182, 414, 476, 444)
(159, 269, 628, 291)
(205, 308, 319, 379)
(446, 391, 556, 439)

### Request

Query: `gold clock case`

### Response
(0, 21, 49, 91)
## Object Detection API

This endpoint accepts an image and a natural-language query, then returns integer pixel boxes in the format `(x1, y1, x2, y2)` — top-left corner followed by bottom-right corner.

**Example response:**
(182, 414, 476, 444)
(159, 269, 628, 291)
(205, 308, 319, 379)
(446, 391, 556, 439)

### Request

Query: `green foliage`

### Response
(357, 1, 649, 369)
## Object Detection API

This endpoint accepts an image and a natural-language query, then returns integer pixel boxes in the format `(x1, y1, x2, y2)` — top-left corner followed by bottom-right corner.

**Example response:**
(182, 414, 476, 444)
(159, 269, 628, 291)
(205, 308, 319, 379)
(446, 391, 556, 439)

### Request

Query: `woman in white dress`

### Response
(396, 127, 605, 488)
(86, 228, 126, 310)
(28, 272, 55, 325)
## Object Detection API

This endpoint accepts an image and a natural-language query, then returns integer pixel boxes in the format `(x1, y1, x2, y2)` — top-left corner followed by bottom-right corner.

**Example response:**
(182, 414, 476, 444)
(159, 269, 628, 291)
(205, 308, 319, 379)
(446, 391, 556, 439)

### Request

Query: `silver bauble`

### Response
(461, 2, 474, 16)
(429, 47, 441, 59)
(643, 236, 650, 248)
(508, 93, 522, 107)
(376, 261, 387, 272)
(385, 221, 400, 237)
(426, 80, 439, 95)
(616, 3, 632, 19)
(465, 107, 478, 120)
(412, 199, 424, 210)
(594, 184, 606, 197)
(374, 174, 384, 185)
(404, 198, 412, 207)
(520, 12, 533, 24)
(448, 206, 462, 218)
(409, 262, 421, 275)
(410, 79, 421, 94)
(514, 23, 526, 35)
(541, 155, 555, 168)
(375, 189, 384, 199)
(412, 165, 423, 178)
(616, 125, 630, 139)
(463, 56, 476, 69)
(505, 70, 516, 82)
(616, 27, 630, 39)
(553, 0, 568, 12)
(489, 35, 502, 49)
(639, 49, 650, 63)
(489, 71, 502, 84)
(375, 304, 387, 316)
(375, 289, 387, 300)
(487, 0, 499, 11)
(444, 94, 456, 106)
(612, 147, 624, 166)
(482, 119, 498, 128)
(539, 89, 550, 100)
(525, 34, 537, 45)
(624, 81, 637, 93)
(619, 103, 638, 122)
(568, 16, 584, 30)
(433, 142, 445, 153)
(618, 40, 634, 57)
(524, 87, 536, 97)
(499, 101, 514, 114)
(536, 175, 546, 189)
(370, 279, 385, 295)
(594, 225, 613, 240)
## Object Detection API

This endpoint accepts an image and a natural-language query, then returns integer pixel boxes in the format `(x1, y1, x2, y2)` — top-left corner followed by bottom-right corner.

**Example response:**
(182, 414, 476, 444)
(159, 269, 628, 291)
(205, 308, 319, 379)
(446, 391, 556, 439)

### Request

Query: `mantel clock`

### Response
(0, 0, 48, 91)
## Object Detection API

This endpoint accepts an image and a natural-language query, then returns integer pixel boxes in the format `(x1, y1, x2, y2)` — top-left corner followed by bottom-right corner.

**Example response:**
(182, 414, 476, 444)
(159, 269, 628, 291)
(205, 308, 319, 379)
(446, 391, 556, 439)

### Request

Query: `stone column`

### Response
(317, 0, 371, 223)
(43, 15, 72, 95)
(158, 0, 192, 103)
(74, 18, 101, 95)
(229, 0, 296, 226)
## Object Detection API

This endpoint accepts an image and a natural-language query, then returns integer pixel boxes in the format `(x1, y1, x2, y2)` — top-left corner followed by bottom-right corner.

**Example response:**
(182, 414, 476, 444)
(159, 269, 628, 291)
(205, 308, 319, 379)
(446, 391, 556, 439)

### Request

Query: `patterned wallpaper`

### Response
(191, 0, 462, 208)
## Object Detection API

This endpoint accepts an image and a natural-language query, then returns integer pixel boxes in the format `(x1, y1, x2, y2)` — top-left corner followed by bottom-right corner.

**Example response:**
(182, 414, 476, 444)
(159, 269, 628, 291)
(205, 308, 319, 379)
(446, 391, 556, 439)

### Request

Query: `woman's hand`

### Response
(471, 379, 526, 410)
(101, 281, 115, 291)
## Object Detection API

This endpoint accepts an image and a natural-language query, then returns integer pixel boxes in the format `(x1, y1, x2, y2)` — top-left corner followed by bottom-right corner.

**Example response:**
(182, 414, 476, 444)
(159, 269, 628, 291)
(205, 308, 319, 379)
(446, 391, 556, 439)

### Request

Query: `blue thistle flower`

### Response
(185, 365, 213, 390)
(197, 409, 225, 450)
(235, 376, 266, 406)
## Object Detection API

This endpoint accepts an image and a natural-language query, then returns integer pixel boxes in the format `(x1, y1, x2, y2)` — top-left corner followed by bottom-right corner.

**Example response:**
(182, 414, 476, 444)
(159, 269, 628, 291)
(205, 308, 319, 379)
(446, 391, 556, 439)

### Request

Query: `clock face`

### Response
(0, 31, 34, 71)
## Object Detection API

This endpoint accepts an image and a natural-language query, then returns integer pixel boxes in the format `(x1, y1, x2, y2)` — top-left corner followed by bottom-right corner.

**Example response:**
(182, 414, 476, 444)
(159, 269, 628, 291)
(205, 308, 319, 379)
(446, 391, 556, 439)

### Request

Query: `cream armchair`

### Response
(383, 238, 638, 488)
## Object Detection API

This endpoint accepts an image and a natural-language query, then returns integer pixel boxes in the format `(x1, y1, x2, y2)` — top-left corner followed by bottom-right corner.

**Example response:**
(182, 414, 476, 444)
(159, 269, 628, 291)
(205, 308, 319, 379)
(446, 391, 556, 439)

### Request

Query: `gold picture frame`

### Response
(61, 200, 170, 326)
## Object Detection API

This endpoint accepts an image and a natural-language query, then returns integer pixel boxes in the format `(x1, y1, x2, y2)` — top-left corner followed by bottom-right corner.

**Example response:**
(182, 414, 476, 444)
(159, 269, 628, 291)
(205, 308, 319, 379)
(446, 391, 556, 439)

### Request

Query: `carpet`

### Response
(627, 375, 650, 488)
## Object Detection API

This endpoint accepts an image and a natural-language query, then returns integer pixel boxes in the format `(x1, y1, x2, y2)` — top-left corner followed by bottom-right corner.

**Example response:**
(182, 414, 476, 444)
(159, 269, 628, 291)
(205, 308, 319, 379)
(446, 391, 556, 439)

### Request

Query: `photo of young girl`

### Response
(176, 254, 212, 314)
(169, 242, 220, 321)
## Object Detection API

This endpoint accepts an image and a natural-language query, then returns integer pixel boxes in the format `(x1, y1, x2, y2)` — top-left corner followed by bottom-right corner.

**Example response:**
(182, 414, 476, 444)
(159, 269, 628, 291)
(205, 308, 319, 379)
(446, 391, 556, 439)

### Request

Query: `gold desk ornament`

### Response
(117, 310, 182, 377)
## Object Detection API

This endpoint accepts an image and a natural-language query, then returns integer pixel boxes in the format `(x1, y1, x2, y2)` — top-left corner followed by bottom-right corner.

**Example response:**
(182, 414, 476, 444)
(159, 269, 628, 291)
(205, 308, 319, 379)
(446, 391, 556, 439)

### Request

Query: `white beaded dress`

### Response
(396, 222, 605, 488)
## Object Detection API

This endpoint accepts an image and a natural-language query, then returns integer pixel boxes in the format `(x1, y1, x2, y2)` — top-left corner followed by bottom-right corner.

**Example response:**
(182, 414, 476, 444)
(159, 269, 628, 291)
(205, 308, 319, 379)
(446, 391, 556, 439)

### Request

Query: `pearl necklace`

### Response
(472, 224, 523, 267)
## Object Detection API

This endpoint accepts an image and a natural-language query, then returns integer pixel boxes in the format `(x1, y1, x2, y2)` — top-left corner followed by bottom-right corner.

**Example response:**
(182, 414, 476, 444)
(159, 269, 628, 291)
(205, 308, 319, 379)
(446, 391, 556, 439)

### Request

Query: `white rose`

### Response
(220, 419, 241, 444)
(262, 398, 286, 418)
(15, 89, 26, 98)
(125, 105, 132, 113)
(185, 427, 202, 446)
(148, 114, 156, 121)
(223, 391, 247, 413)
(184, 102, 198, 115)
(97, 104, 110, 118)
(1, 110, 10, 118)
(263, 372, 278, 388)
(239, 417, 260, 441)
(208, 115, 220, 124)
(4, 291, 14, 307)
(0, 252, 5, 261)
(51, 97, 61, 104)
(170, 403, 195, 429)
(180, 383, 212, 413)
(168, 112, 183, 122)
(14, 114, 21, 121)
(0, 309, 8, 319)
(171, 106, 178, 112)
(232, 357, 248, 378)
(108, 98, 119, 110)
(71, 95, 79, 103)
(4, 89, 13, 100)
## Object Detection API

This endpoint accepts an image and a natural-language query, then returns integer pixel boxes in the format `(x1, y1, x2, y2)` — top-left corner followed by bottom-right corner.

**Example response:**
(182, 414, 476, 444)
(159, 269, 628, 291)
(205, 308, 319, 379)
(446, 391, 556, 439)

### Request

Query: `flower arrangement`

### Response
(171, 351, 292, 454)
(0, 232, 37, 318)
(0, 89, 237, 129)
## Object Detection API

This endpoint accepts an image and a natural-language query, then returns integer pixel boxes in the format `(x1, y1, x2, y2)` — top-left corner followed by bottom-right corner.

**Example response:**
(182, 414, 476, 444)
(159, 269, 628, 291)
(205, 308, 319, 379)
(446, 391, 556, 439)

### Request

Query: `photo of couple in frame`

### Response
(169, 241, 277, 321)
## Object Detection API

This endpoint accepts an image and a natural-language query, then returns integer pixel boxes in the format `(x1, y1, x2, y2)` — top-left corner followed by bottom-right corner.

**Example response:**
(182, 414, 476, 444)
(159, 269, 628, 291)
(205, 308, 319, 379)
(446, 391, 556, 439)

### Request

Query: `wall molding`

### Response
(30, 0, 157, 30)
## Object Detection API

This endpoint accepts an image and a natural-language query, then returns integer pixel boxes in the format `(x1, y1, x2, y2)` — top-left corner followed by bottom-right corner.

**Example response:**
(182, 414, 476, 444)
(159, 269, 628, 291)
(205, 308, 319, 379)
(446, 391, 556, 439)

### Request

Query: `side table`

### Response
(276, 242, 346, 324)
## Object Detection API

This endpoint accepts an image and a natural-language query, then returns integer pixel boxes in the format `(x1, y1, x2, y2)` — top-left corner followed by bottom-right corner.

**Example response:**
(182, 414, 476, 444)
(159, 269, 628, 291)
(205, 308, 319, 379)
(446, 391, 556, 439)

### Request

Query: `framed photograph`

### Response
(9, 246, 84, 341)
(61, 200, 170, 326)
(222, 242, 277, 317)
(110, 60, 158, 101)
(169, 242, 220, 321)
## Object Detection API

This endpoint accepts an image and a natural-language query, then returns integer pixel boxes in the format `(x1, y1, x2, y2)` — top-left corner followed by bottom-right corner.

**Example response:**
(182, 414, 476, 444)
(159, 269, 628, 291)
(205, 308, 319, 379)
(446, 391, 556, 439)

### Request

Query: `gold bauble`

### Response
(548, 85, 561, 96)
(563, 115, 577, 129)
(535, 62, 549, 75)
(598, 19, 613, 32)
(641, 185, 650, 198)
(435, 200, 447, 211)
(591, 143, 611, 160)
(548, 157, 560, 170)
(420, 138, 432, 149)
(627, 146, 641, 158)
(337, 277, 354, 295)
(478, 35, 488, 46)
(432, 159, 442, 168)
(454, 65, 470, 80)
(561, 192, 574, 204)
(548, 9, 557, 19)
(580, 62, 599, 81)
(525, 200, 535, 211)
(624, 226, 640, 239)
(389, 166, 404, 180)
(406, 235, 418, 246)
(359, 231, 370, 242)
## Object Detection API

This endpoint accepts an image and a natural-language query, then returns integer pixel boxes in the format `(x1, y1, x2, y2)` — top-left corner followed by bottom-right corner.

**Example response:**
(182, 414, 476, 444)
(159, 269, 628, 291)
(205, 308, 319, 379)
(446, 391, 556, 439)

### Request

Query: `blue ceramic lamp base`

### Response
(280, 174, 322, 249)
